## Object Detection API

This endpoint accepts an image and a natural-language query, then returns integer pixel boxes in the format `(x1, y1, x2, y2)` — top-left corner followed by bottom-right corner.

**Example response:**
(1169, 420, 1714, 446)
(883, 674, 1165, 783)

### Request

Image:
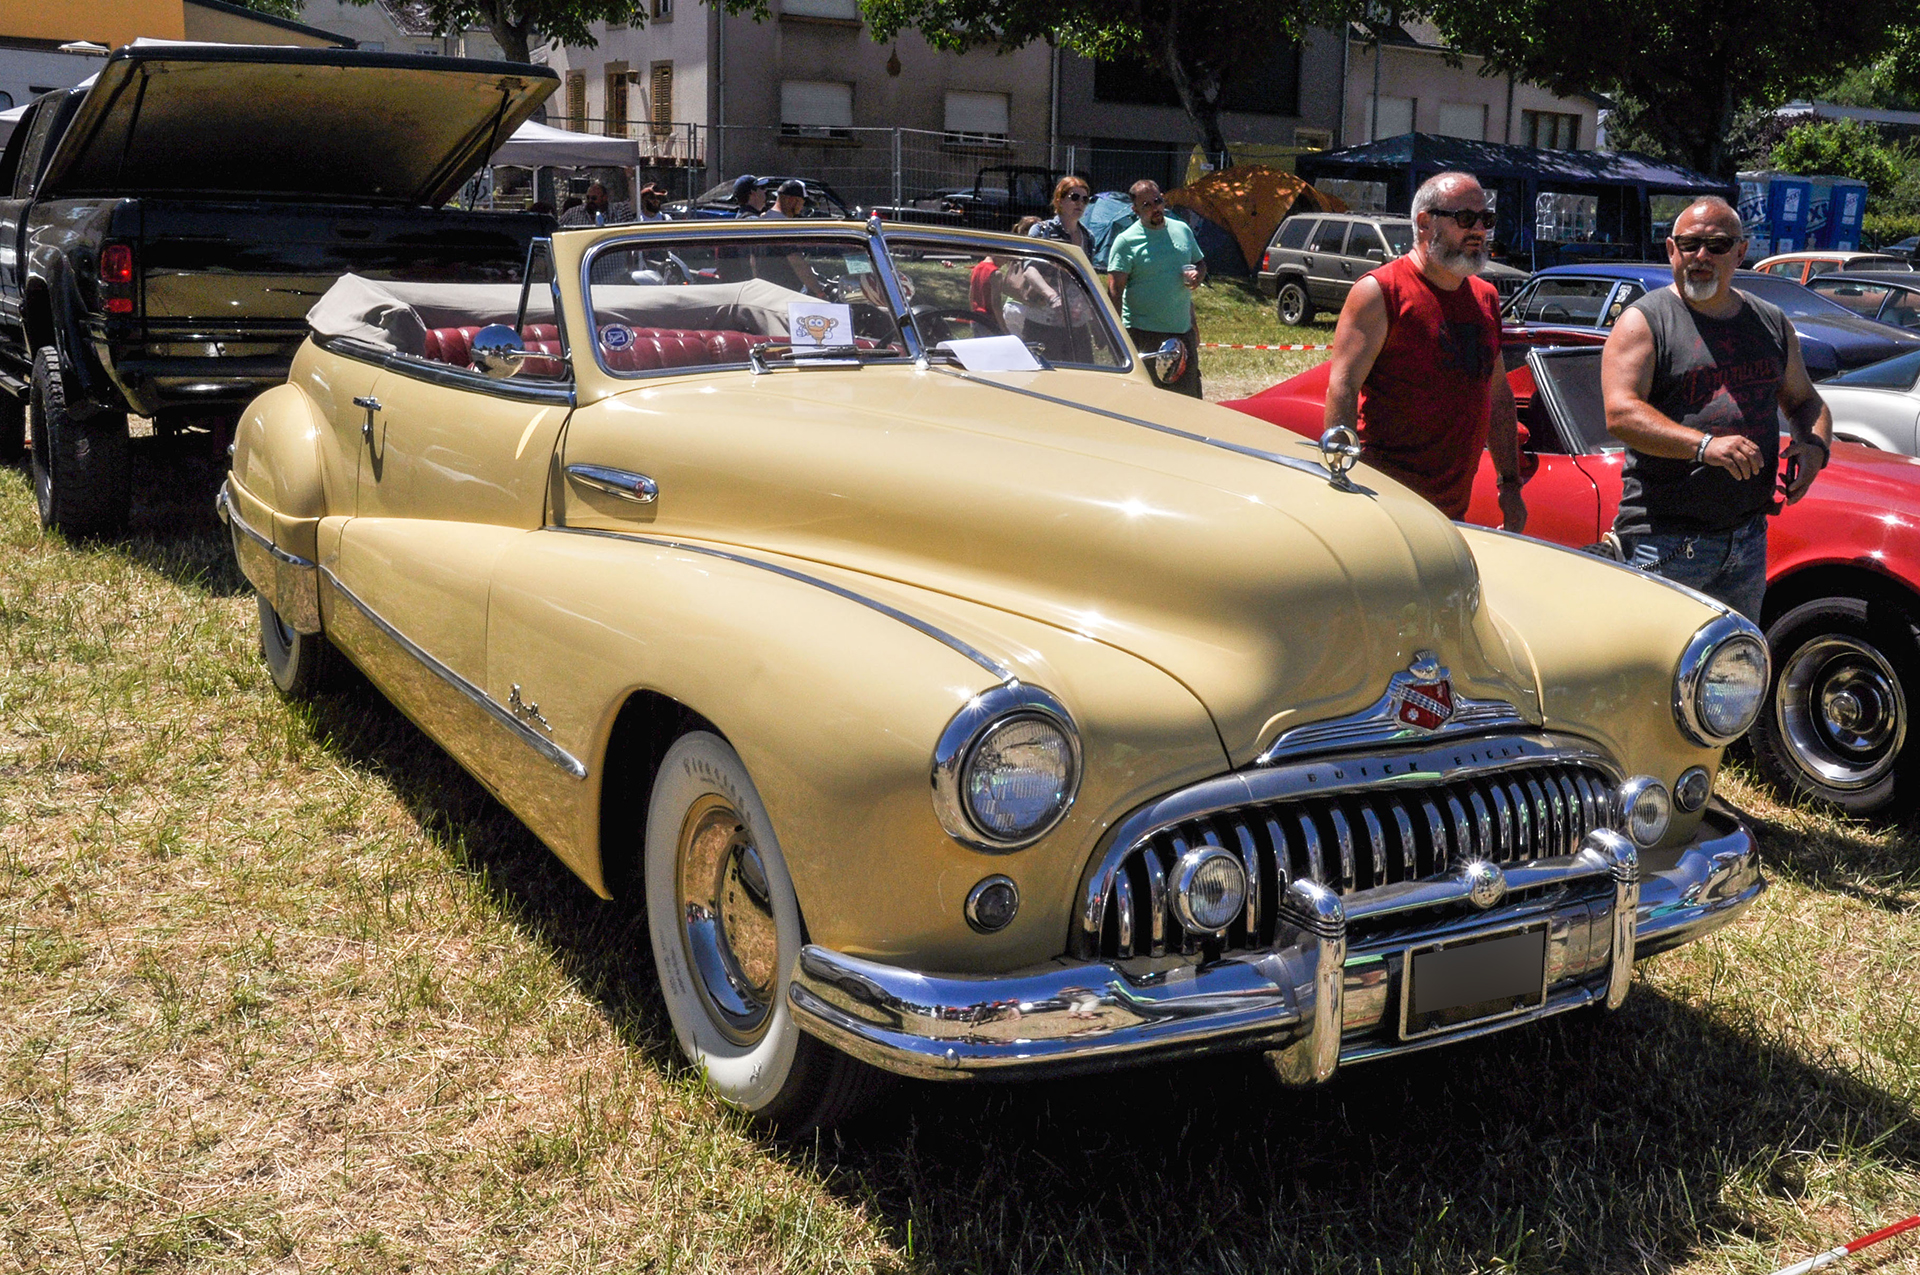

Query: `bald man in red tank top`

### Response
(1323, 172, 1527, 531)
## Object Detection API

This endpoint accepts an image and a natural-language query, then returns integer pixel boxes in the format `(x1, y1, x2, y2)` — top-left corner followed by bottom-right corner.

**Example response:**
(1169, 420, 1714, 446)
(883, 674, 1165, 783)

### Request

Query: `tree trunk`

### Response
(1157, 2, 1229, 161)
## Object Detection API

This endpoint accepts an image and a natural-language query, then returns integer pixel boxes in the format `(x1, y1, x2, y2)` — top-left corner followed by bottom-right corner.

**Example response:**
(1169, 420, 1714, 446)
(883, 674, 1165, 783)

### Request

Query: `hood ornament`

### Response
(1390, 650, 1455, 731)
(1257, 649, 1524, 764)
(1319, 426, 1362, 491)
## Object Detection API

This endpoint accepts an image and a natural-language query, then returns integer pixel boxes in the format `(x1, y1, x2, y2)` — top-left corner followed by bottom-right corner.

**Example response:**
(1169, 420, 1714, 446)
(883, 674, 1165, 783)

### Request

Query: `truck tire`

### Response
(28, 346, 130, 539)
(0, 389, 22, 463)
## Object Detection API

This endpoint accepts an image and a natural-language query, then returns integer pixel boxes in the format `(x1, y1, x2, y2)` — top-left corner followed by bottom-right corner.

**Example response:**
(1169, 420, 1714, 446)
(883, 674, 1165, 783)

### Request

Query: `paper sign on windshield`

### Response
(788, 302, 855, 350)
(939, 335, 1042, 373)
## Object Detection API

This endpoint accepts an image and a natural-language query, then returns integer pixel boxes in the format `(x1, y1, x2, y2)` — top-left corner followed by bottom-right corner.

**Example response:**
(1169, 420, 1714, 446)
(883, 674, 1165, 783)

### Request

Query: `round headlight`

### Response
(963, 714, 1075, 838)
(1617, 775, 1672, 848)
(931, 684, 1082, 850)
(1674, 766, 1712, 813)
(1171, 846, 1248, 934)
(1675, 616, 1771, 746)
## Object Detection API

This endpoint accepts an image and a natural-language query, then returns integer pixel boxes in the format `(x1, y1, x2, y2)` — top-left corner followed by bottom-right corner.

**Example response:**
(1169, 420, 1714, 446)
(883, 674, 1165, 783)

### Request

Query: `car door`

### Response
(1303, 218, 1350, 307)
(1340, 223, 1392, 299)
(1463, 358, 1603, 544)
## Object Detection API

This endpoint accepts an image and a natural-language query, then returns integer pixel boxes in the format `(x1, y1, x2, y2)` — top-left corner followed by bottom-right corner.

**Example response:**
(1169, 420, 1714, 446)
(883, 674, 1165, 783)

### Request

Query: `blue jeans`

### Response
(1621, 513, 1768, 621)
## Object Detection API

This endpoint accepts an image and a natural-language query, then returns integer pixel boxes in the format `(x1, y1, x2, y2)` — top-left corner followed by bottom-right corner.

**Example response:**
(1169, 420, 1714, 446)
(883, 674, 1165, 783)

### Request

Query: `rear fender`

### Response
(225, 384, 325, 631)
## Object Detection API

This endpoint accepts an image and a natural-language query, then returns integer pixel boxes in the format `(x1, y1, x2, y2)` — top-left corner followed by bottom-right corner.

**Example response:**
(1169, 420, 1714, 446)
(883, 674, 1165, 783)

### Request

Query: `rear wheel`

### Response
(28, 346, 130, 538)
(1276, 281, 1313, 327)
(1751, 596, 1920, 816)
(645, 731, 885, 1133)
(257, 592, 338, 697)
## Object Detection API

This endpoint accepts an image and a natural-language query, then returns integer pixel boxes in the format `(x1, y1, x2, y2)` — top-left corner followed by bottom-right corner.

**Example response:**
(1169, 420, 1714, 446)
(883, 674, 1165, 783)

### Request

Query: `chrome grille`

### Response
(1090, 759, 1616, 960)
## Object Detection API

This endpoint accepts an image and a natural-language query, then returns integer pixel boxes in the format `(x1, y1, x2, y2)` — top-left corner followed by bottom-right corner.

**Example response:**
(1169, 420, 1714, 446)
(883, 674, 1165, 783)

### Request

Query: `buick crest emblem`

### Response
(1392, 651, 1455, 732)
(1461, 860, 1507, 910)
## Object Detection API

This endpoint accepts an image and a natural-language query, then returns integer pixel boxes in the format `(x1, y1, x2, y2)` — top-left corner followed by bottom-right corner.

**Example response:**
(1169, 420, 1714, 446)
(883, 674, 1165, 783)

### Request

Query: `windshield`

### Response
(1736, 273, 1858, 319)
(885, 237, 1129, 369)
(585, 234, 910, 373)
(1827, 348, 1920, 391)
(1529, 350, 1616, 452)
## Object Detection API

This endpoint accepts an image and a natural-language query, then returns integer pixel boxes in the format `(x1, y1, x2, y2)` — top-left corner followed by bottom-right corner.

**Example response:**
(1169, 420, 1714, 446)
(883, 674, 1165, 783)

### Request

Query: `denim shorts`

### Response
(1619, 513, 1768, 621)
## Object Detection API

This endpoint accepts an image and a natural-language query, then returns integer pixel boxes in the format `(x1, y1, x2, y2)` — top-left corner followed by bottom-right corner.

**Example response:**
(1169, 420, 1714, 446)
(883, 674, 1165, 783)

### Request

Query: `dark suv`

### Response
(1257, 213, 1414, 325)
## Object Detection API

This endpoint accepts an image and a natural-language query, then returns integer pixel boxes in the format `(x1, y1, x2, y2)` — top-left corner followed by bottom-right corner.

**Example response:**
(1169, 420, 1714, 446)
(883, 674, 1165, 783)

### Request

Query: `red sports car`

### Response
(1225, 345, 1920, 817)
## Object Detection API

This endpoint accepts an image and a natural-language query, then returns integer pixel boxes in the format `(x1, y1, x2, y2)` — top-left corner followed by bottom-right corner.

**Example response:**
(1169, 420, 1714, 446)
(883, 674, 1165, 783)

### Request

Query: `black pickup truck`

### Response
(0, 44, 556, 536)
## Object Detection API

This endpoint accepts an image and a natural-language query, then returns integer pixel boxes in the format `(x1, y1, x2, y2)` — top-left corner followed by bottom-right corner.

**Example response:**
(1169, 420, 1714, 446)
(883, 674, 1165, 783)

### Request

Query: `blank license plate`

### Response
(1404, 926, 1547, 1037)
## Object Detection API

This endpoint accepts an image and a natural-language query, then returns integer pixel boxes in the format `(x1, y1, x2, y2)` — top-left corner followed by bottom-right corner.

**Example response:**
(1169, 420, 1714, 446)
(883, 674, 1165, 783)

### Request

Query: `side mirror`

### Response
(1143, 337, 1187, 384)
(471, 323, 528, 379)
(1364, 247, 1385, 261)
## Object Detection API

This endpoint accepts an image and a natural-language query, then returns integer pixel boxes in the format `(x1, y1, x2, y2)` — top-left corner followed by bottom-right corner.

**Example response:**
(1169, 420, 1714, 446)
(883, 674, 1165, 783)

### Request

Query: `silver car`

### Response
(1256, 212, 1523, 325)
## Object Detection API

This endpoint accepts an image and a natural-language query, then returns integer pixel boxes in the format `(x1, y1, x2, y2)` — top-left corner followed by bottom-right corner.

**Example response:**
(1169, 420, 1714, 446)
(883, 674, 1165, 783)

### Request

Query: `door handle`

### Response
(567, 464, 658, 504)
(1303, 255, 1314, 266)
(352, 395, 380, 443)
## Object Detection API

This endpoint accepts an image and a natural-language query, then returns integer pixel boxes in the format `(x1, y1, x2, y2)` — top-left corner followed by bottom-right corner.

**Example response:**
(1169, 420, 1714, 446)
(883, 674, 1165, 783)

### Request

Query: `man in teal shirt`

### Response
(1107, 179, 1208, 396)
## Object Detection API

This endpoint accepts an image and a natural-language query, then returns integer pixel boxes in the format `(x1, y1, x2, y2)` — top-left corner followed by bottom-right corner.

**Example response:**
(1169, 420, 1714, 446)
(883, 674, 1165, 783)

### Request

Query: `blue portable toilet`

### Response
(1737, 172, 1813, 260)
(1807, 177, 1868, 250)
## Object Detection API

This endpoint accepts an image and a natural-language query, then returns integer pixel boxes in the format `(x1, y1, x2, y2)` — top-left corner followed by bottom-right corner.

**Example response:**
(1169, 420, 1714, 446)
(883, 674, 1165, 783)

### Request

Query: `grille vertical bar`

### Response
(1091, 759, 1619, 959)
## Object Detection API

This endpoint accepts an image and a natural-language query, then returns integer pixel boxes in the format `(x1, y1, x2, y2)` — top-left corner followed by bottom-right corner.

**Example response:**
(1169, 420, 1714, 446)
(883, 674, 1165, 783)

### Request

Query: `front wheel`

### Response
(1276, 281, 1313, 327)
(645, 731, 884, 1132)
(1750, 596, 1920, 816)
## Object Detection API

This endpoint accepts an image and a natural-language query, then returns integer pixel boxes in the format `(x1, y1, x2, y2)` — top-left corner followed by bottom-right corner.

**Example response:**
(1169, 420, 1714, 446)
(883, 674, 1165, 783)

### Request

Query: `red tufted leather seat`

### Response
(418, 324, 763, 376)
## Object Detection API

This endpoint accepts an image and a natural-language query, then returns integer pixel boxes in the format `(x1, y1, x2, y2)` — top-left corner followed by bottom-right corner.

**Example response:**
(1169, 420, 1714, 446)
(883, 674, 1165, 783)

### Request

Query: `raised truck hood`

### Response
(39, 44, 556, 207)
(565, 367, 1541, 765)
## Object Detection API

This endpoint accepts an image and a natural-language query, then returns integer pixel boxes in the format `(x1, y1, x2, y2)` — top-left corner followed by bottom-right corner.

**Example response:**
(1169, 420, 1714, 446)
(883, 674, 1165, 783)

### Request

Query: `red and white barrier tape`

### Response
(1769, 1213, 1920, 1275)
(1198, 341, 1334, 351)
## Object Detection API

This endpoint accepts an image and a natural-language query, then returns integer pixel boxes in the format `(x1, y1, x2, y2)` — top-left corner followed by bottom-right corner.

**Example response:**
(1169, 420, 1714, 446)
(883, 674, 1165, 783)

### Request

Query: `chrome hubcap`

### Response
(1778, 635, 1907, 790)
(676, 794, 779, 1044)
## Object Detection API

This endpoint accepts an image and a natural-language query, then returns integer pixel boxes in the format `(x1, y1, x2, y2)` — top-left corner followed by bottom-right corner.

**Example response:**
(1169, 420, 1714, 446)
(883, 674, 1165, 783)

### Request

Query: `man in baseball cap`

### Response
(731, 174, 766, 217)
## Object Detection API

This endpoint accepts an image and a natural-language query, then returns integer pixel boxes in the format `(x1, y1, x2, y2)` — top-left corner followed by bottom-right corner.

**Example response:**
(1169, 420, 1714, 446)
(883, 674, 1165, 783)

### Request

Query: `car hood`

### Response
(41, 44, 555, 206)
(1790, 312, 1920, 364)
(567, 367, 1540, 764)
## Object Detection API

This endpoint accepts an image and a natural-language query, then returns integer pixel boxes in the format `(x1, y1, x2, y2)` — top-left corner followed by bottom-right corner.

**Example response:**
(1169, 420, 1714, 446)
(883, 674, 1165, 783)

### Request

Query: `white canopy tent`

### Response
(490, 120, 640, 168)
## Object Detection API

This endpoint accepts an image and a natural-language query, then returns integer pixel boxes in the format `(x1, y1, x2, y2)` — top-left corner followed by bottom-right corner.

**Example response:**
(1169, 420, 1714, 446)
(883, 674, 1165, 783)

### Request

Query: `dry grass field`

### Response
(4, 300, 1920, 1272)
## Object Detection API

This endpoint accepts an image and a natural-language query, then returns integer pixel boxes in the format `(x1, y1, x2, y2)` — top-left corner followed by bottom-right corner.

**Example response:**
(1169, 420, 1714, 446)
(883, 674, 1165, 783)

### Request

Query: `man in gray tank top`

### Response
(1600, 197, 1832, 621)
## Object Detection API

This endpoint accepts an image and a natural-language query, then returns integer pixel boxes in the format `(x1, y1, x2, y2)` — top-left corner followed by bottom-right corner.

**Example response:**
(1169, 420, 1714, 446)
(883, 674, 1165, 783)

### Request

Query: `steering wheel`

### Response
(915, 306, 1004, 344)
(1539, 303, 1572, 322)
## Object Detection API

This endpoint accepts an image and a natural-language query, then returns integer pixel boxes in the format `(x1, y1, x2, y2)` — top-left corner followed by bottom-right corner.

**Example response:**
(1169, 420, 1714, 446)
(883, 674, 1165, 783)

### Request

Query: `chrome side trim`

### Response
(318, 566, 588, 780)
(928, 366, 1332, 482)
(547, 525, 1013, 681)
(218, 484, 320, 634)
(312, 335, 577, 406)
(786, 802, 1759, 1082)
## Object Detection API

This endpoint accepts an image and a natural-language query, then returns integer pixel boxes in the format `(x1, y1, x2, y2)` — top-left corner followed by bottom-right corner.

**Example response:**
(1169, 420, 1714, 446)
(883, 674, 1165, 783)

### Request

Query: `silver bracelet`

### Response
(1694, 432, 1712, 464)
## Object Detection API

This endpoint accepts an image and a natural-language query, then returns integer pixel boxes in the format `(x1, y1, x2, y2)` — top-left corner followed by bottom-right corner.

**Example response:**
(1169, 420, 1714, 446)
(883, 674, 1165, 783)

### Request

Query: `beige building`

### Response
(1344, 19, 1598, 150)
(540, 0, 1052, 207)
(297, 0, 500, 59)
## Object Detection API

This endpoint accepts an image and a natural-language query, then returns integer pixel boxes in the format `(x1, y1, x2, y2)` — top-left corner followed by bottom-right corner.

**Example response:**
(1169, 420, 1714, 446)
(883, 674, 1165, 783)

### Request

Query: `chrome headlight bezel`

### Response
(931, 682, 1082, 851)
(1674, 613, 1771, 747)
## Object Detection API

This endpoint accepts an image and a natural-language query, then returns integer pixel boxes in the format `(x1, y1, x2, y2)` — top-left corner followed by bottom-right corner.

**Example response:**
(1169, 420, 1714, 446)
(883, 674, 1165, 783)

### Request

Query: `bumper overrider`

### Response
(789, 798, 1760, 1083)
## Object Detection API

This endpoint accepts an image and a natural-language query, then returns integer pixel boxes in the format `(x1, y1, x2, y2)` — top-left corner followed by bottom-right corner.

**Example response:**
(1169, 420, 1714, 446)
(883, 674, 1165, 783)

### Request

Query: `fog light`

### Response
(1617, 776, 1672, 848)
(965, 875, 1019, 934)
(1171, 846, 1248, 935)
(1674, 766, 1711, 813)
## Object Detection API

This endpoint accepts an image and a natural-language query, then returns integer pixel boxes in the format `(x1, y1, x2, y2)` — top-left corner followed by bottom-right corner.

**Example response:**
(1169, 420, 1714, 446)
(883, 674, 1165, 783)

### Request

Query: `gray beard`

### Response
(1434, 241, 1489, 274)
(1681, 275, 1719, 302)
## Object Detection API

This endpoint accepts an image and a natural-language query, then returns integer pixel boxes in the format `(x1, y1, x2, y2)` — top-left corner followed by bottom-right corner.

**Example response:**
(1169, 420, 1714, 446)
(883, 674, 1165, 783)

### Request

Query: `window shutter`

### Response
(651, 63, 673, 136)
(566, 72, 586, 131)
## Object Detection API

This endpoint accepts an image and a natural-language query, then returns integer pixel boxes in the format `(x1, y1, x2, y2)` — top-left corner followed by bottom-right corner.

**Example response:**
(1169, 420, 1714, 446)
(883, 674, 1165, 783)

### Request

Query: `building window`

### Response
(1365, 95, 1414, 139)
(1437, 102, 1485, 141)
(782, 0, 860, 16)
(943, 90, 1009, 146)
(780, 79, 854, 139)
(650, 62, 673, 136)
(1294, 127, 1332, 150)
(652, 0, 673, 20)
(567, 72, 586, 131)
(604, 64, 629, 137)
(1094, 37, 1299, 115)
(416, 46, 440, 55)
(1523, 110, 1581, 150)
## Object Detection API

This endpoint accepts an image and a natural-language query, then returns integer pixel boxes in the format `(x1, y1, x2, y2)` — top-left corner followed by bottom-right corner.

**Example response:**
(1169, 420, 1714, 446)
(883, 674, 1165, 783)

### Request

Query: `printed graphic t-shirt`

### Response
(1106, 217, 1205, 333)
(1356, 254, 1503, 519)
(1613, 287, 1793, 535)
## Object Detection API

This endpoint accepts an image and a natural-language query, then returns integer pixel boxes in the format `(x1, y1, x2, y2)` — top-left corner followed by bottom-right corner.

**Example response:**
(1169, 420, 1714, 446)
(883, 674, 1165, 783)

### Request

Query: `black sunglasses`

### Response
(1060, 191, 1090, 204)
(1671, 234, 1741, 255)
(1430, 208, 1496, 229)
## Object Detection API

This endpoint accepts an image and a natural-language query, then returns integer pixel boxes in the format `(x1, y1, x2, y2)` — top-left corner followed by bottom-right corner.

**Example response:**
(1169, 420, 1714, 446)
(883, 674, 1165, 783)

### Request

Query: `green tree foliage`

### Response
(378, 0, 648, 62)
(1767, 119, 1906, 198)
(1421, 0, 1920, 176)
(859, 0, 1363, 156)
(219, 0, 307, 22)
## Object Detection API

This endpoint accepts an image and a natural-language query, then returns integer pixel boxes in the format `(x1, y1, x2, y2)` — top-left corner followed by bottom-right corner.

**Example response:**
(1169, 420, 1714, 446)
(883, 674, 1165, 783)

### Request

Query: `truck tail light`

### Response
(1261, 250, 1271, 271)
(100, 243, 134, 314)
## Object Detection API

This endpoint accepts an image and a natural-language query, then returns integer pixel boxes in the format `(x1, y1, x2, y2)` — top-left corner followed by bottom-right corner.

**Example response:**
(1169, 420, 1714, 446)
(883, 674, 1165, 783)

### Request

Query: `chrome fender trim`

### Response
(218, 484, 320, 634)
(318, 566, 589, 781)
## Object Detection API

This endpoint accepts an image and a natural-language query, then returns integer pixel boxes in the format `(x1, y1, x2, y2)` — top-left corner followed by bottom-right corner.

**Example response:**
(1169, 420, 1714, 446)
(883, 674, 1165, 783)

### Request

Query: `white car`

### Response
(1817, 350, 1920, 454)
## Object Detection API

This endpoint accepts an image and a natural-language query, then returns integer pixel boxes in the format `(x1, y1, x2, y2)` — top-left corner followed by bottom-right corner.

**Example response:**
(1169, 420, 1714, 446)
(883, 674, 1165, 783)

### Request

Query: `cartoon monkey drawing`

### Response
(796, 313, 841, 346)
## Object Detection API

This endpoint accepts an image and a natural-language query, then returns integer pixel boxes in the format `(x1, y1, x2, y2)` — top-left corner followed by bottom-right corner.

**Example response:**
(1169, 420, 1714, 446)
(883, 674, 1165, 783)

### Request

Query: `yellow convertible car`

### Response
(222, 219, 1768, 1129)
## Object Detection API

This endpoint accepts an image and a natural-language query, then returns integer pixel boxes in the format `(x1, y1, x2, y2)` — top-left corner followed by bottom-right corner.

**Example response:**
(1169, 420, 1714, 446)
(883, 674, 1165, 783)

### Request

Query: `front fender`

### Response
(483, 529, 1225, 972)
(1462, 526, 1730, 849)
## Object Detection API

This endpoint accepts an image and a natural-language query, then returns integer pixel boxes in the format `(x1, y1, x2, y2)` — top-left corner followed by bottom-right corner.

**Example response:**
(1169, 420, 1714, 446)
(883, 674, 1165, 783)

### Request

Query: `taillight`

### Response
(100, 243, 134, 314)
(1262, 250, 1271, 271)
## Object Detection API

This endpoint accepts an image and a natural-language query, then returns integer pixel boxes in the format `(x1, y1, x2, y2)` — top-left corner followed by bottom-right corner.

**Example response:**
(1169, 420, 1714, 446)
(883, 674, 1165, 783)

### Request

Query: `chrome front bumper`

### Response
(788, 800, 1760, 1082)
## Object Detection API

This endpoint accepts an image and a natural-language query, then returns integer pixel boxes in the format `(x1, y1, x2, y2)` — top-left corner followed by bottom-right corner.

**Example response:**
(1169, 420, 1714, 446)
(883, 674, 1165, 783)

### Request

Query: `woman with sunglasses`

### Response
(1018, 176, 1098, 361)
